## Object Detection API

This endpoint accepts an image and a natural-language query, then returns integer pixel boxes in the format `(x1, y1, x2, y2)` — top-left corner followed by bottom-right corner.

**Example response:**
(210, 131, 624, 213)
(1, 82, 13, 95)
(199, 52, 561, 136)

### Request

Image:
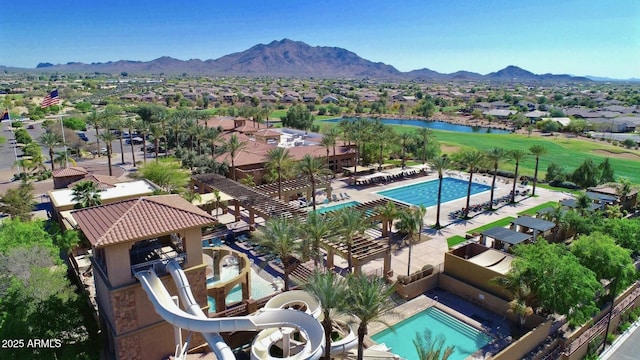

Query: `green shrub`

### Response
(11, 120, 23, 128)
(62, 117, 87, 131)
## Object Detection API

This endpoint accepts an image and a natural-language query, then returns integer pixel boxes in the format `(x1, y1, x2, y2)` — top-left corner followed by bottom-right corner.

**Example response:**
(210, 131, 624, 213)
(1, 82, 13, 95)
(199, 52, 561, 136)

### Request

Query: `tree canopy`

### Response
(281, 104, 314, 130)
(511, 241, 601, 326)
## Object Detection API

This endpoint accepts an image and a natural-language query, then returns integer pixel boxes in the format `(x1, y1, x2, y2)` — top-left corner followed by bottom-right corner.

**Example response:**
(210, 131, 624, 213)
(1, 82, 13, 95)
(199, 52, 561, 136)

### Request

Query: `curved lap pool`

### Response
(371, 307, 493, 360)
(377, 177, 490, 208)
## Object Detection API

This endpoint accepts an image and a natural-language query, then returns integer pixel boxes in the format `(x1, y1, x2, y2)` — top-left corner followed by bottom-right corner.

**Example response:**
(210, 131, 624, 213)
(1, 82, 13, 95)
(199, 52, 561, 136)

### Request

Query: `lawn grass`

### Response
(467, 216, 516, 234)
(317, 119, 640, 183)
(517, 201, 558, 216)
(447, 235, 467, 248)
(536, 183, 583, 195)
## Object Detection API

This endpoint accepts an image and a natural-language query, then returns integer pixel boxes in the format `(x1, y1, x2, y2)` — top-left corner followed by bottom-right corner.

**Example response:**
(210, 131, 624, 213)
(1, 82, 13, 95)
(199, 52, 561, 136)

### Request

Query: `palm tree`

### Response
(223, 134, 248, 181)
(85, 109, 102, 158)
(123, 117, 138, 166)
(491, 271, 533, 329)
(149, 123, 164, 161)
(305, 271, 349, 360)
(112, 117, 126, 165)
(136, 119, 150, 165)
(301, 212, 335, 269)
(397, 205, 427, 276)
(98, 130, 118, 176)
(258, 217, 302, 291)
(346, 274, 396, 360)
(508, 149, 528, 203)
(416, 128, 434, 164)
(541, 203, 567, 242)
(457, 149, 485, 218)
(265, 147, 294, 201)
(204, 127, 223, 160)
(71, 180, 103, 208)
(54, 150, 77, 169)
(485, 147, 507, 211)
(298, 154, 328, 211)
(320, 135, 333, 168)
(529, 144, 547, 196)
(167, 113, 184, 153)
(38, 132, 63, 171)
(575, 192, 592, 216)
(326, 126, 341, 172)
(429, 155, 451, 229)
(332, 209, 370, 273)
(399, 132, 412, 168)
(615, 177, 635, 209)
(413, 330, 455, 360)
(375, 200, 399, 239)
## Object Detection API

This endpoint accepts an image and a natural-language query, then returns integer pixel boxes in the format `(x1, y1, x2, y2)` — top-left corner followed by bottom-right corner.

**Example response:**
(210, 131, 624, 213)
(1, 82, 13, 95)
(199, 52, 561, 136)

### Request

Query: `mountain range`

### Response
(6, 39, 597, 82)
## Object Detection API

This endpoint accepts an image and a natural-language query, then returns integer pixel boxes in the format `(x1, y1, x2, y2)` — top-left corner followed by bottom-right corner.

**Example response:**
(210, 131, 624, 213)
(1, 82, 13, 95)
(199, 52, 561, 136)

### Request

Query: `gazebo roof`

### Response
(255, 177, 329, 197)
(510, 216, 556, 232)
(481, 227, 531, 245)
(322, 235, 387, 265)
(559, 199, 604, 212)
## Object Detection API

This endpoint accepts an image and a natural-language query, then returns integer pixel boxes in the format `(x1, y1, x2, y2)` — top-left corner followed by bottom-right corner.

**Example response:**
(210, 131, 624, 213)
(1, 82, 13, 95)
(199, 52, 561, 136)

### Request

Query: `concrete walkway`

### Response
(322, 171, 568, 279)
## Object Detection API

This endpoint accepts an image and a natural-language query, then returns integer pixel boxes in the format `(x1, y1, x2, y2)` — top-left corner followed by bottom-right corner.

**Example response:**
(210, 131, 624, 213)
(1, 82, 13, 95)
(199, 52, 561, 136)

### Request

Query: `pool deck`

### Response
(315, 170, 571, 278)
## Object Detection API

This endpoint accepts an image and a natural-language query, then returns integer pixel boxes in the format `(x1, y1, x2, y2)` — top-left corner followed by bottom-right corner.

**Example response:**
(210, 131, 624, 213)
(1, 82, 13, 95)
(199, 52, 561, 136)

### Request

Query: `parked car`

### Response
(141, 145, 165, 153)
(76, 132, 89, 141)
(125, 137, 144, 145)
(27, 124, 35, 129)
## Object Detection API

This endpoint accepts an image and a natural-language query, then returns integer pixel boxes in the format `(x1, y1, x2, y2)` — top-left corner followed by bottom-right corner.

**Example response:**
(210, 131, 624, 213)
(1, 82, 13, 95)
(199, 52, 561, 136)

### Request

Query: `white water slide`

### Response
(136, 261, 325, 360)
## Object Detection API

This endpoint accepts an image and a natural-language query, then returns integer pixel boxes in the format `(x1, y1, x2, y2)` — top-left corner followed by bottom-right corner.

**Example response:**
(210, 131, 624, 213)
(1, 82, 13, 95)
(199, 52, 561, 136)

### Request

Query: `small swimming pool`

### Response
(314, 200, 360, 214)
(207, 266, 278, 309)
(371, 307, 492, 360)
(377, 177, 490, 207)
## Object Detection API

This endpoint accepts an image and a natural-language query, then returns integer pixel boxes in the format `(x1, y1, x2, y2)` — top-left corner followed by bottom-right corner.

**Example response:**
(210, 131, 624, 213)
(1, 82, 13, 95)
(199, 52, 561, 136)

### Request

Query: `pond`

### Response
(321, 117, 512, 134)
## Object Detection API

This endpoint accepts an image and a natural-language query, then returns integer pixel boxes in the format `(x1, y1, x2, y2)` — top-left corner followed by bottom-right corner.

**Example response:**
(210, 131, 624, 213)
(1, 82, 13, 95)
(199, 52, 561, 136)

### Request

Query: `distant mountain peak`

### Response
(12, 40, 593, 82)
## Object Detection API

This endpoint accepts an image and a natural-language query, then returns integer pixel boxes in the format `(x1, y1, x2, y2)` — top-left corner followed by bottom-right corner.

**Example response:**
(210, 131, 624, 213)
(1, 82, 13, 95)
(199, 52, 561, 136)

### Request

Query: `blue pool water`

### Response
(315, 201, 360, 214)
(372, 307, 493, 360)
(207, 266, 278, 309)
(377, 177, 490, 207)
(322, 118, 512, 134)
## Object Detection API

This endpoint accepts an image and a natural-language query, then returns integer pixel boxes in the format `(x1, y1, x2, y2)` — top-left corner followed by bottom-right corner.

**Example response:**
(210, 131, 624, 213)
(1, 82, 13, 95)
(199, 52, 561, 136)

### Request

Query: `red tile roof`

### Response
(71, 195, 216, 248)
(52, 166, 88, 178)
(68, 174, 120, 190)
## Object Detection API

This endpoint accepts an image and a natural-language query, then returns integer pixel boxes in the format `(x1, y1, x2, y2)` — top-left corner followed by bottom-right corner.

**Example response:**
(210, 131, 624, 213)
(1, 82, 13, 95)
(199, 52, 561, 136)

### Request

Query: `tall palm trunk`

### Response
(277, 166, 282, 201)
(49, 148, 55, 171)
(435, 175, 443, 228)
(119, 134, 125, 164)
(511, 161, 520, 203)
(322, 312, 332, 360)
(94, 127, 101, 158)
(489, 164, 498, 210)
(464, 171, 474, 218)
(106, 145, 113, 176)
(128, 126, 136, 165)
(533, 156, 540, 196)
(141, 131, 147, 164)
(357, 325, 366, 360)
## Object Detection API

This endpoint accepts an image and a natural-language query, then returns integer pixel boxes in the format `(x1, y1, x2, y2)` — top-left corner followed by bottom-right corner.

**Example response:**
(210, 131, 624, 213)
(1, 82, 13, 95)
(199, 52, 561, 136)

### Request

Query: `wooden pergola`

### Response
(322, 234, 389, 277)
(191, 174, 306, 226)
(255, 177, 332, 202)
(319, 198, 410, 237)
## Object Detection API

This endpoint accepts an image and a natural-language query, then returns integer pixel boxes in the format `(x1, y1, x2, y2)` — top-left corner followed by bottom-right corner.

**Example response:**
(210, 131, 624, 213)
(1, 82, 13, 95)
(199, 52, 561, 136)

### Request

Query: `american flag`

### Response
(41, 89, 60, 108)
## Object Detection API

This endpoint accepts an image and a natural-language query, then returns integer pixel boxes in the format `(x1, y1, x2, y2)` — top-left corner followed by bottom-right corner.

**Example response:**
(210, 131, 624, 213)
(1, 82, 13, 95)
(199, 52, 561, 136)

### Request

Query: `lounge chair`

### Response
(342, 192, 351, 199)
(339, 193, 346, 200)
(332, 194, 339, 202)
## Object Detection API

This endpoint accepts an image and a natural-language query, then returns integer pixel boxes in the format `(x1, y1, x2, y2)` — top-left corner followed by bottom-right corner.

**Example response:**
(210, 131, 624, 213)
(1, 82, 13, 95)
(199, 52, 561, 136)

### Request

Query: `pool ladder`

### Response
(431, 295, 439, 306)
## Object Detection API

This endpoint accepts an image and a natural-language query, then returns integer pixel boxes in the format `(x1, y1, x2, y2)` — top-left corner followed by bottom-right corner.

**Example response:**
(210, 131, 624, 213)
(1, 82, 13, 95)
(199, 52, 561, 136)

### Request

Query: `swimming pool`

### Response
(377, 177, 490, 207)
(371, 307, 492, 360)
(207, 266, 278, 309)
(314, 200, 360, 214)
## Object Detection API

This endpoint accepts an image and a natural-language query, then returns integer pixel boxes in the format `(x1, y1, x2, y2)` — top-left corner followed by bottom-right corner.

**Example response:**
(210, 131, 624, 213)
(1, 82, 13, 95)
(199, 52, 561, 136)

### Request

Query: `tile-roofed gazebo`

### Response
(68, 174, 120, 190)
(52, 166, 88, 178)
(72, 194, 216, 248)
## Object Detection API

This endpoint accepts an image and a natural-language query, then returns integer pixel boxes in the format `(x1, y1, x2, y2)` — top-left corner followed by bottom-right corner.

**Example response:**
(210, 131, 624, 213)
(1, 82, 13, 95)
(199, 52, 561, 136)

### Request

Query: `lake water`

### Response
(322, 117, 512, 134)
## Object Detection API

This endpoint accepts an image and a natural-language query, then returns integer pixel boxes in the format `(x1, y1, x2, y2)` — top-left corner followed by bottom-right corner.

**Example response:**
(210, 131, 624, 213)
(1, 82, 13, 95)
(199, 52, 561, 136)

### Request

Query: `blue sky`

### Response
(1, 0, 638, 79)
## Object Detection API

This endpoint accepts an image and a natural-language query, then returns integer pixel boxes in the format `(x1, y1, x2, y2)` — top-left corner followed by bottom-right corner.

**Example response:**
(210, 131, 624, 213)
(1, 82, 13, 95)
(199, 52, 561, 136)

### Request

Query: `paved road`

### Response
(601, 321, 640, 360)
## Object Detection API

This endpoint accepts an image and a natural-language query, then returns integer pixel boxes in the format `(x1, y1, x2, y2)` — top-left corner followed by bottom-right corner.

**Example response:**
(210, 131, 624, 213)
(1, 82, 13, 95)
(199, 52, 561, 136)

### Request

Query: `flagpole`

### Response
(59, 114, 68, 168)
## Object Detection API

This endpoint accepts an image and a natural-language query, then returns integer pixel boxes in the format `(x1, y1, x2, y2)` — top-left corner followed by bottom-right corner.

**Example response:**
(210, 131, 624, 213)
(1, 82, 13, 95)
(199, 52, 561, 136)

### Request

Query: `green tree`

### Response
(485, 147, 507, 211)
(304, 271, 348, 360)
(396, 205, 427, 275)
(508, 149, 528, 203)
(429, 155, 451, 228)
(298, 154, 328, 211)
(123, 117, 138, 165)
(85, 109, 103, 157)
(265, 147, 294, 201)
(457, 149, 485, 218)
(571, 232, 635, 291)
(98, 129, 118, 176)
(529, 144, 547, 196)
(413, 330, 455, 360)
(281, 104, 314, 130)
(346, 274, 396, 360)
(223, 134, 248, 181)
(258, 217, 302, 291)
(331, 209, 370, 273)
(598, 158, 615, 184)
(511, 241, 601, 326)
(375, 200, 399, 239)
(300, 212, 335, 269)
(38, 132, 64, 171)
(571, 158, 600, 188)
(0, 181, 36, 222)
(137, 159, 189, 193)
(591, 218, 640, 254)
(71, 181, 103, 208)
(415, 128, 435, 164)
